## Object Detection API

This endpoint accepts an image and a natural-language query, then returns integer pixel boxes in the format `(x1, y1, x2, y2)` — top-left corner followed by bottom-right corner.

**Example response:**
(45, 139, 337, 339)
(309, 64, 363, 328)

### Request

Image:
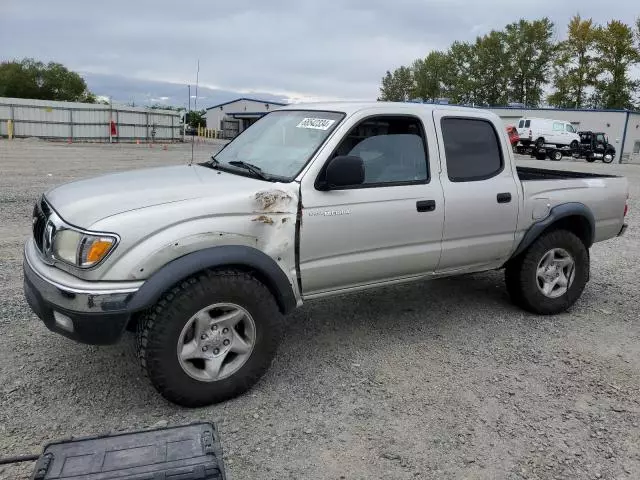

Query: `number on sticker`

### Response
(296, 118, 336, 130)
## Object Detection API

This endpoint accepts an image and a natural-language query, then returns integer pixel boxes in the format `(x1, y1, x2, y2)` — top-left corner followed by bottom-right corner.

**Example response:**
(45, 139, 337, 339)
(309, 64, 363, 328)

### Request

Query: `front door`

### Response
(299, 114, 444, 295)
(432, 111, 519, 272)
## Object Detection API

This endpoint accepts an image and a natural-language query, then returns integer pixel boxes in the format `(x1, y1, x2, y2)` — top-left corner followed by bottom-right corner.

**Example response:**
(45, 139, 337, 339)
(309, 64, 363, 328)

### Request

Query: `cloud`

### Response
(1, 0, 637, 103)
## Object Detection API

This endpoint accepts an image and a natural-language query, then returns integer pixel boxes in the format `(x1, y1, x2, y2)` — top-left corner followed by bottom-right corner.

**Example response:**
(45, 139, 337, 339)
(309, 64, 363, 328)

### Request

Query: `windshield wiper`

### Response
(228, 160, 271, 181)
(199, 156, 221, 169)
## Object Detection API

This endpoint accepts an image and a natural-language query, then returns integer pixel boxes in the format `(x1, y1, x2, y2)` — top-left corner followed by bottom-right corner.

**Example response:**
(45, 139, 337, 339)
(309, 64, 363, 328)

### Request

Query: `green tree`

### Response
(548, 15, 597, 108)
(469, 30, 510, 106)
(592, 20, 640, 109)
(444, 41, 475, 105)
(149, 104, 182, 111)
(185, 109, 206, 128)
(412, 51, 450, 102)
(0, 58, 95, 102)
(378, 66, 414, 101)
(503, 18, 556, 106)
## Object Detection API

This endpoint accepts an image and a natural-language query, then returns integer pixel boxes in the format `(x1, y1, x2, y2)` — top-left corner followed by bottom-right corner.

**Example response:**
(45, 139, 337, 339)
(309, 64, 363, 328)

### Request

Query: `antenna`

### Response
(189, 59, 200, 166)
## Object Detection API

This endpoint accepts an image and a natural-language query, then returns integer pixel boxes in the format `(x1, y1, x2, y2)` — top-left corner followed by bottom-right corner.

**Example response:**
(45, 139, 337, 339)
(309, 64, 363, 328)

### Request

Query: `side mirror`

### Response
(321, 155, 364, 190)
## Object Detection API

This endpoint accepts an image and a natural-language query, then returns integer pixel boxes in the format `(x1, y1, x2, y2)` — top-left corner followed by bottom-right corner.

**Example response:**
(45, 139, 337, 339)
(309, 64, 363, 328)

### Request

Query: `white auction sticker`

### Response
(296, 118, 336, 130)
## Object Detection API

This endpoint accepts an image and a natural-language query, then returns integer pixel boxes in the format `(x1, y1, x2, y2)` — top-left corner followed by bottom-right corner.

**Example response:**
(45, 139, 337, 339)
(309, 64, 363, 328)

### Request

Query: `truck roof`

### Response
(278, 101, 496, 118)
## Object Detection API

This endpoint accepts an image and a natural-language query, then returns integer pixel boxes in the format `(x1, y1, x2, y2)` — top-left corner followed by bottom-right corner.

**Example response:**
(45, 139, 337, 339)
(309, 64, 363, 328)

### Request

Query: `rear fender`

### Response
(511, 202, 595, 259)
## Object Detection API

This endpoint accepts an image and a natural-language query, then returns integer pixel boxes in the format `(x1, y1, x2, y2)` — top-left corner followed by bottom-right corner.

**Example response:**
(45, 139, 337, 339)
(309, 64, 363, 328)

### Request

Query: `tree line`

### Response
(378, 16, 640, 110)
(0, 58, 97, 103)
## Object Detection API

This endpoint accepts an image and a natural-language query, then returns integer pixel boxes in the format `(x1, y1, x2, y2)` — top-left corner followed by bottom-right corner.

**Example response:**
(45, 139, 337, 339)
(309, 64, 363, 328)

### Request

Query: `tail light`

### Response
(528, 129, 532, 139)
(624, 194, 629, 217)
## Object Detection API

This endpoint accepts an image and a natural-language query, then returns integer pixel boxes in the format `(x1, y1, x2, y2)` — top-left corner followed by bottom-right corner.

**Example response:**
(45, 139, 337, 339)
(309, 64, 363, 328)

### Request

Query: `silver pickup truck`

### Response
(23, 102, 629, 406)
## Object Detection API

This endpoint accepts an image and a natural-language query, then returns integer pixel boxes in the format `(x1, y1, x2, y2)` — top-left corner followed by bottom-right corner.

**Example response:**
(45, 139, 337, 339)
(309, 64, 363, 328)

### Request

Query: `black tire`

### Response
(136, 269, 283, 407)
(505, 230, 589, 315)
(570, 140, 579, 151)
(535, 151, 546, 160)
(535, 137, 545, 148)
(551, 150, 563, 161)
(603, 153, 614, 164)
(585, 155, 596, 163)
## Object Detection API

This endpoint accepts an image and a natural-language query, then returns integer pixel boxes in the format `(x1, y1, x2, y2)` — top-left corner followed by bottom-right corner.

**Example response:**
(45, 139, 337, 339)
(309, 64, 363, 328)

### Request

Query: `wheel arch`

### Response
(127, 245, 298, 316)
(511, 202, 595, 260)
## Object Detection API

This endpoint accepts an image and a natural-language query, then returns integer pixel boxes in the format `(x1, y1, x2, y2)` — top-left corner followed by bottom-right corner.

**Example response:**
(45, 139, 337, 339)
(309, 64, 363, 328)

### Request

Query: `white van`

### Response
(516, 117, 580, 149)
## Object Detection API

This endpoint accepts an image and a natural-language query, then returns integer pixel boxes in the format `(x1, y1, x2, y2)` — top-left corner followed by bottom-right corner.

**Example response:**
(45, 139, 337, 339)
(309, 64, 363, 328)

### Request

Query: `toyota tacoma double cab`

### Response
(23, 102, 629, 407)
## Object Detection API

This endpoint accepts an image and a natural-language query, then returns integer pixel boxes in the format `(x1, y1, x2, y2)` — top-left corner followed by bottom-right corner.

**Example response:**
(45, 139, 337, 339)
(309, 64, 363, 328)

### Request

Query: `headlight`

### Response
(52, 229, 82, 264)
(52, 228, 117, 268)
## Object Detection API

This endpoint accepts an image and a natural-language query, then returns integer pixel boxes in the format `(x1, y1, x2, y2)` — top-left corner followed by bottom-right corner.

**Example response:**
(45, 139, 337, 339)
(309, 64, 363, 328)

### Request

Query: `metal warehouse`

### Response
(205, 97, 286, 139)
(489, 107, 640, 164)
(0, 97, 181, 142)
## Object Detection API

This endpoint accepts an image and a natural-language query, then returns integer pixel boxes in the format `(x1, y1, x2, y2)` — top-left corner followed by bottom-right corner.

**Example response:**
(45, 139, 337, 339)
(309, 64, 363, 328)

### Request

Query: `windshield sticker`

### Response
(296, 118, 336, 130)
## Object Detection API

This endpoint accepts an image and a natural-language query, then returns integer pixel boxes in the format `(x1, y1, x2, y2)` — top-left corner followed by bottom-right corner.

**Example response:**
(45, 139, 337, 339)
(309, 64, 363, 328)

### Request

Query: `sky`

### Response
(1, 0, 638, 107)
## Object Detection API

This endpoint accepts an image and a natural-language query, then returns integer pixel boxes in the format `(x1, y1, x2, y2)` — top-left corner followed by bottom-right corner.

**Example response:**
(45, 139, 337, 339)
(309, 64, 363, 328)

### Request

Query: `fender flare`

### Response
(128, 245, 297, 314)
(511, 202, 595, 259)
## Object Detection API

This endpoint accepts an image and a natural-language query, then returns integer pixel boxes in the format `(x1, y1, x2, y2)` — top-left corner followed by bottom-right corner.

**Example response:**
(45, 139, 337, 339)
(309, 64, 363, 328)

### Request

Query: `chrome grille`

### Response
(32, 199, 51, 253)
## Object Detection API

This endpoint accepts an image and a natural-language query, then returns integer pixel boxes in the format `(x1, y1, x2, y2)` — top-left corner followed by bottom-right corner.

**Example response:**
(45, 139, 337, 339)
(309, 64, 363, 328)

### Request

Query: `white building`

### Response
(488, 106, 640, 164)
(205, 97, 287, 139)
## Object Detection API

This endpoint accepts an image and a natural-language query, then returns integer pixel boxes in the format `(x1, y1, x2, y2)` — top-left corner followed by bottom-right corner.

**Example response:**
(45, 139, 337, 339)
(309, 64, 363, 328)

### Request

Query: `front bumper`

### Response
(23, 242, 143, 345)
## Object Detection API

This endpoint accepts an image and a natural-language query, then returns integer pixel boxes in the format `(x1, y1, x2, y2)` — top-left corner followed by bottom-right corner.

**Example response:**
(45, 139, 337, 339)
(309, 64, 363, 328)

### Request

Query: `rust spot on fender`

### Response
(252, 215, 275, 225)
(255, 190, 294, 212)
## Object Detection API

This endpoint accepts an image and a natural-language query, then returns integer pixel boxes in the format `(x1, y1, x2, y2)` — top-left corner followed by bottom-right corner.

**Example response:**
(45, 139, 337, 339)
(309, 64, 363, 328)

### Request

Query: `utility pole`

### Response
(184, 85, 190, 142)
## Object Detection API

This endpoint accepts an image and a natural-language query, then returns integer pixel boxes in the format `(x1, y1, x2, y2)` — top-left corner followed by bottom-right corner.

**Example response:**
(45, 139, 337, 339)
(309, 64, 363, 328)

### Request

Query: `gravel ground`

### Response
(0, 140, 638, 480)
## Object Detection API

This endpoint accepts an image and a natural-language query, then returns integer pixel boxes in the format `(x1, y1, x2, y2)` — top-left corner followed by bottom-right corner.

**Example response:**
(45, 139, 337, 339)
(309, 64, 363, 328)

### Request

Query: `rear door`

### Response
(516, 118, 529, 139)
(432, 110, 519, 272)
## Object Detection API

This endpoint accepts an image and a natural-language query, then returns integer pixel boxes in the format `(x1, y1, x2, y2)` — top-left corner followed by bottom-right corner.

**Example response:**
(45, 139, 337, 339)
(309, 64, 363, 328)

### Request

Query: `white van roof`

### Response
(519, 117, 567, 122)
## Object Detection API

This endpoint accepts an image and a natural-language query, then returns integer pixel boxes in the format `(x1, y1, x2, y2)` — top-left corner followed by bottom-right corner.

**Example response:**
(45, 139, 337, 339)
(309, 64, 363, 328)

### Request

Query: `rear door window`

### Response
(518, 120, 524, 128)
(524, 120, 531, 128)
(440, 117, 503, 182)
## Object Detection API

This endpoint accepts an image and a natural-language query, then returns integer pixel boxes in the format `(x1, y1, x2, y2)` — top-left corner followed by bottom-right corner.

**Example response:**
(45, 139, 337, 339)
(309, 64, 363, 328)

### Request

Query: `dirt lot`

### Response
(1, 140, 638, 480)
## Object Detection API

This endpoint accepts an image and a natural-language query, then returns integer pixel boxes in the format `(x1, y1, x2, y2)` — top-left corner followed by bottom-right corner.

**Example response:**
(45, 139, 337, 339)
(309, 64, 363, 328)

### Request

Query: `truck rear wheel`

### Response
(505, 230, 589, 315)
(136, 270, 283, 407)
(551, 150, 563, 161)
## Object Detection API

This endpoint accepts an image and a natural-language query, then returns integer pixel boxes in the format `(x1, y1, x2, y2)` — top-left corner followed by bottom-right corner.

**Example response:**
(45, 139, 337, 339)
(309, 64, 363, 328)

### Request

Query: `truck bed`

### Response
(516, 166, 618, 181)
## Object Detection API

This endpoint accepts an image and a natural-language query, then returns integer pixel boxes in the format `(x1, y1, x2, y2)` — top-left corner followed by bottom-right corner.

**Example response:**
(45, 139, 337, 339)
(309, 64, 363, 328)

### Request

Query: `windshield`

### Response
(213, 110, 344, 180)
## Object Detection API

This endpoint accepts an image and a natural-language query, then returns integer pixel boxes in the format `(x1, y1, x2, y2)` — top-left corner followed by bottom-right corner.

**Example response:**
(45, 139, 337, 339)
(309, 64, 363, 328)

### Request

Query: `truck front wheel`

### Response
(136, 270, 283, 407)
(505, 230, 589, 315)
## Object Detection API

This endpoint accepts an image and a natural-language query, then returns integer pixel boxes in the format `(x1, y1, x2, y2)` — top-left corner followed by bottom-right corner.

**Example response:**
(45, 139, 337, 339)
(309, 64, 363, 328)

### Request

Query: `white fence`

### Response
(0, 97, 181, 142)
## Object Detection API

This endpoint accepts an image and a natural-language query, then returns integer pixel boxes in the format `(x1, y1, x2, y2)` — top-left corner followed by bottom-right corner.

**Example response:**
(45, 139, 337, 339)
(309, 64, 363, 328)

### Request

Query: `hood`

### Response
(45, 165, 275, 227)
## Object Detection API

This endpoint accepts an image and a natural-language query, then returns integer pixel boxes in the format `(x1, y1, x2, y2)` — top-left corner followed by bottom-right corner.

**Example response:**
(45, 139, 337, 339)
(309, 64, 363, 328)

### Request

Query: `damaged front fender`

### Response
(127, 245, 299, 314)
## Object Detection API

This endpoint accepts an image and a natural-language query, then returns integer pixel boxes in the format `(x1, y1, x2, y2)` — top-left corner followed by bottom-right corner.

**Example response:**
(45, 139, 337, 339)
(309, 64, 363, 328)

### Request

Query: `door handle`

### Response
(416, 200, 436, 212)
(497, 193, 512, 204)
